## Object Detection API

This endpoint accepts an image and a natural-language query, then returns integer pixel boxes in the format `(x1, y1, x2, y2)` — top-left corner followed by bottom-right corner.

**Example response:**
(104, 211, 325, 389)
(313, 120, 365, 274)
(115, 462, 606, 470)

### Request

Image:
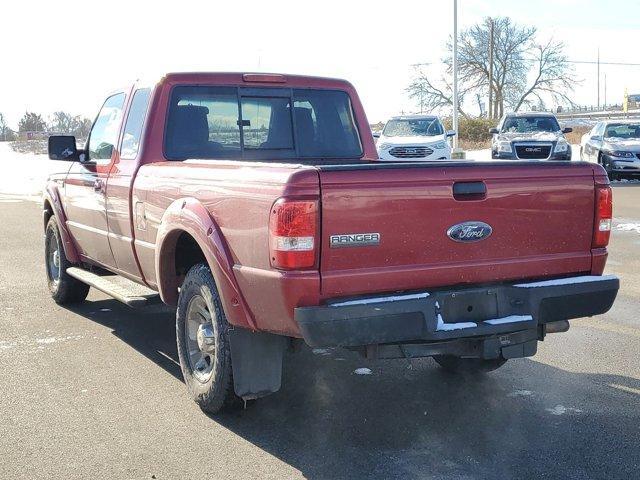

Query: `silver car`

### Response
(580, 121, 640, 180)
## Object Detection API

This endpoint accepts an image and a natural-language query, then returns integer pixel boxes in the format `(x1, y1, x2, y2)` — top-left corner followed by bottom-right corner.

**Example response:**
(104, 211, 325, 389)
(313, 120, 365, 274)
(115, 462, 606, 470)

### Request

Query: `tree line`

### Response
(407, 16, 578, 120)
(0, 111, 92, 141)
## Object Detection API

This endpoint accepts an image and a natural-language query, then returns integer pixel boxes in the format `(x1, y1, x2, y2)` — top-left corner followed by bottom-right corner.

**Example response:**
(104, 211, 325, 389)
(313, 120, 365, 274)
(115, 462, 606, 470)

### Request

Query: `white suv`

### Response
(377, 115, 455, 161)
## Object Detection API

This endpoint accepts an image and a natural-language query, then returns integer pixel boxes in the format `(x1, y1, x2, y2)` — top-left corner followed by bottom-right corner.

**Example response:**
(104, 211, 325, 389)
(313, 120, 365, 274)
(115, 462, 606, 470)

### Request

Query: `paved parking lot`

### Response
(0, 186, 639, 480)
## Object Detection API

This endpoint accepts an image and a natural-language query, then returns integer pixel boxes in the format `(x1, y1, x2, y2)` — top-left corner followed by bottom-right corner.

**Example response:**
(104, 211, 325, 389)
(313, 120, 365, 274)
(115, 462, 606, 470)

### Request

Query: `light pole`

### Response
(452, 0, 459, 150)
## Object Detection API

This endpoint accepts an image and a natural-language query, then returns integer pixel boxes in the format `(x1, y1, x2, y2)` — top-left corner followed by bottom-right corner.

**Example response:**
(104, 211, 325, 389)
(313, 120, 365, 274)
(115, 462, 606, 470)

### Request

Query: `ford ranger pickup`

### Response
(44, 72, 619, 413)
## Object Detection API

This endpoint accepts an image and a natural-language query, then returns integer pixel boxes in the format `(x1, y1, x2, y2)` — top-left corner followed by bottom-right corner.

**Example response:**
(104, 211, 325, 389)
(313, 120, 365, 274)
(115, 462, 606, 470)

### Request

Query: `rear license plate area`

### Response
(440, 290, 498, 324)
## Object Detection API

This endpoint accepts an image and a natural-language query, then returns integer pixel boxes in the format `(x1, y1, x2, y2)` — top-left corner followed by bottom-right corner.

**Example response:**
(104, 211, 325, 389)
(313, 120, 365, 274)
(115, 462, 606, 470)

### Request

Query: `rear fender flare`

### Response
(155, 197, 255, 330)
(43, 182, 80, 264)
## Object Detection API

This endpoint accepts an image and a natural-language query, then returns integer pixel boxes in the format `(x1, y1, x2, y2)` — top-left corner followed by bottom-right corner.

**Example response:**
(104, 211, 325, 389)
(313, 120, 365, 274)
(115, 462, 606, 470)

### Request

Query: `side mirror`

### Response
(591, 135, 603, 142)
(48, 135, 79, 161)
(562, 127, 573, 134)
(445, 130, 456, 137)
(488, 128, 499, 135)
(372, 132, 381, 139)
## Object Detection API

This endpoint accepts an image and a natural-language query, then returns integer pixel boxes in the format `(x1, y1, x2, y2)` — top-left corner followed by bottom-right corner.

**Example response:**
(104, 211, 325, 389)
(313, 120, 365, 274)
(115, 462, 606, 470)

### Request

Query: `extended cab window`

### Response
(88, 93, 126, 161)
(164, 86, 362, 161)
(121, 88, 151, 159)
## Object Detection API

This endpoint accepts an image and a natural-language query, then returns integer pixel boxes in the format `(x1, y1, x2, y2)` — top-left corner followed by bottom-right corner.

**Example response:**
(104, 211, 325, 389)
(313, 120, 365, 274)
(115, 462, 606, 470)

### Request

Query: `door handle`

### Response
(453, 181, 487, 200)
(93, 179, 103, 192)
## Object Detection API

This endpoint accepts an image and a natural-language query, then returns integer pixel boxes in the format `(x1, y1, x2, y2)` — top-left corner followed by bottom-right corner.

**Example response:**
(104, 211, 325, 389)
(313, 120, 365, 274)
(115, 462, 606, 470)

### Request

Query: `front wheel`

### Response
(434, 355, 507, 373)
(45, 216, 90, 304)
(176, 263, 240, 414)
(601, 154, 619, 181)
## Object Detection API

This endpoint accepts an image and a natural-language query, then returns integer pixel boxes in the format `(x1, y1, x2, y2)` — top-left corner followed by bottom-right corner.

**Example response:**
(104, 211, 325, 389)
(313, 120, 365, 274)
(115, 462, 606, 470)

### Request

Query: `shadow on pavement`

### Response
(67, 298, 640, 479)
(67, 298, 181, 382)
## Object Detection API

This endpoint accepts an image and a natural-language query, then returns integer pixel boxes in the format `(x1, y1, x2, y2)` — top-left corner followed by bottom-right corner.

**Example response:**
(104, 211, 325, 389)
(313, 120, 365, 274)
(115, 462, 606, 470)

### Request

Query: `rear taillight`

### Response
(269, 198, 318, 270)
(593, 185, 612, 248)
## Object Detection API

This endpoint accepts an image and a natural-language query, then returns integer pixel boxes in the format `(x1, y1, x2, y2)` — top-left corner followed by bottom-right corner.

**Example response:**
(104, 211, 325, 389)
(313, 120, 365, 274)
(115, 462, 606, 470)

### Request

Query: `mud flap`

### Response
(228, 327, 287, 400)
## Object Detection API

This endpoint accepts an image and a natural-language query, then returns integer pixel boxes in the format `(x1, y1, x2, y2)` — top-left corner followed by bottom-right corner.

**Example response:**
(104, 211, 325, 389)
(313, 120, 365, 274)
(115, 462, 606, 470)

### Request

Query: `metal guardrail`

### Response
(556, 110, 640, 120)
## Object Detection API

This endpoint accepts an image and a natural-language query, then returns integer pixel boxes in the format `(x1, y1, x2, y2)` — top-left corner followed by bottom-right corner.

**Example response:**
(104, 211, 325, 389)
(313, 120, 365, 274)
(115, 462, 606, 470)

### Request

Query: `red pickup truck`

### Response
(44, 72, 619, 413)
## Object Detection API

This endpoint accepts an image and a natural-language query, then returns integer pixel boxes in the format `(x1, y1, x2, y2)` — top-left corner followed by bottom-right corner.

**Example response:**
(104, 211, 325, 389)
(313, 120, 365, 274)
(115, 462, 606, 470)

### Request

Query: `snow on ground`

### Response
(0, 142, 68, 198)
(0, 141, 635, 200)
(466, 144, 582, 161)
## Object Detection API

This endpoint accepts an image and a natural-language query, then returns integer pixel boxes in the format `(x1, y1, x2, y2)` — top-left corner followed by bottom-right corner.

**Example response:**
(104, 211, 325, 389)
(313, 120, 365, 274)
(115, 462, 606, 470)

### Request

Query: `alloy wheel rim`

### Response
(47, 233, 61, 285)
(185, 293, 216, 383)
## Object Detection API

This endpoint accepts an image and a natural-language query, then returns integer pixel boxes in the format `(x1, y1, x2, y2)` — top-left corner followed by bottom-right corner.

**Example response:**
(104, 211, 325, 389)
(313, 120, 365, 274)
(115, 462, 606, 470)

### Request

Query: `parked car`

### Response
(377, 115, 455, 160)
(580, 120, 640, 180)
(44, 72, 618, 414)
(490, 112, 573, 160)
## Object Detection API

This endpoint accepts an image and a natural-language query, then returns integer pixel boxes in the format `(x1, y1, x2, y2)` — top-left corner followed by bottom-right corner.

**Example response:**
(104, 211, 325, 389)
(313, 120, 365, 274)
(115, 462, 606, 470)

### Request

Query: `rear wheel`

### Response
(176, 263, 240, 414)
(45, 216, 90, 304)
(434, 355, 507, 373)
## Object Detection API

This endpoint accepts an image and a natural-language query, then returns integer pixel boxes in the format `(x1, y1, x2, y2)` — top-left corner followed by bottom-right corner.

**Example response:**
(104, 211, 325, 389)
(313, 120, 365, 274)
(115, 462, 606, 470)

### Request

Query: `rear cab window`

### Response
(164, 86, 362, 162)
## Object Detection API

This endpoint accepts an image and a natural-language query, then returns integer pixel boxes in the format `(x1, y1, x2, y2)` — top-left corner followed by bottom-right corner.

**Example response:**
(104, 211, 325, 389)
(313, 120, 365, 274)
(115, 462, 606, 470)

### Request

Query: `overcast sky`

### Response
(1, 0, 638, 128)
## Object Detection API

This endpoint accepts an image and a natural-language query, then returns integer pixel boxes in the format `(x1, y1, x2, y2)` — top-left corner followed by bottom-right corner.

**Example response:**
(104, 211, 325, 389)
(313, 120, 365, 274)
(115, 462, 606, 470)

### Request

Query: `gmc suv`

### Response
(490, 112, 573, 160)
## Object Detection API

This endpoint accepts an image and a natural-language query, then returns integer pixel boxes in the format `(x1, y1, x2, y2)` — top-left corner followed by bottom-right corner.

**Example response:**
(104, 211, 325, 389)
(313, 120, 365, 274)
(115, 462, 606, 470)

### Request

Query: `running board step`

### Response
(67, 267, 160, 308)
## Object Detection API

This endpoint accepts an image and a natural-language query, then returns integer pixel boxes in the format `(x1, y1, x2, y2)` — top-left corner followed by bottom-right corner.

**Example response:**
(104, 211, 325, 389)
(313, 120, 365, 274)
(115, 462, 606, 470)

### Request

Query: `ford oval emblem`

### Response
(447, 221, 493, 243)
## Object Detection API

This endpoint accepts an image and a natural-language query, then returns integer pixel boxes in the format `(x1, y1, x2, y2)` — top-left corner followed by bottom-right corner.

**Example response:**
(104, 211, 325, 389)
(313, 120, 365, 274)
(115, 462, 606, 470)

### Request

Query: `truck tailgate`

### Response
(318, 162, 596, 298)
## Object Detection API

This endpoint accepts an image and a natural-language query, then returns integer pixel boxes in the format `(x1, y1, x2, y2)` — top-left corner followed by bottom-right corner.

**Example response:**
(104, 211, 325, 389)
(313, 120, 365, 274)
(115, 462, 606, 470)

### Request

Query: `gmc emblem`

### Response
(525, 147, 542, 153)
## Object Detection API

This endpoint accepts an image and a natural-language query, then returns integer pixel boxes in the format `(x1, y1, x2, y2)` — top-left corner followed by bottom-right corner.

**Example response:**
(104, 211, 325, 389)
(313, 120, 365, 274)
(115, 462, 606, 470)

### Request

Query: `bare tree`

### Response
(512, 38, 577, 111)
(18, 112, 47, 133)
(407, 17, 576, 119)
(0, 113, 15, 141)
(48, 111, 93, 138)
(48, 111, 75, 134)
(406, 72, 471, 119)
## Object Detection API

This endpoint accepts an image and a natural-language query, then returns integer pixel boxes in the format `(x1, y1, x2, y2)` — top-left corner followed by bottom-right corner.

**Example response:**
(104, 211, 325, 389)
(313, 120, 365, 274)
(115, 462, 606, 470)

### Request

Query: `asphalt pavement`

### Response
(0, 188, 639, 480)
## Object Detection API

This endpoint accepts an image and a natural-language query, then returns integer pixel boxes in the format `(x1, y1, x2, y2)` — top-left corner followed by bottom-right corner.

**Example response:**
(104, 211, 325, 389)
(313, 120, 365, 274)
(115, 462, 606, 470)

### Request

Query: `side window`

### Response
(88, 93, 126, 161)
(593, 123, 604, 137)
(120, 88, 151, 159)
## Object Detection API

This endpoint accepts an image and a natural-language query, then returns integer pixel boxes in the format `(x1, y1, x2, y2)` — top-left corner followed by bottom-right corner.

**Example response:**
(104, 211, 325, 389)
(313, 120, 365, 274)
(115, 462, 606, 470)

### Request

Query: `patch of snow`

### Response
(514, 275, 617, 288)
(546, 405, 583, 416)
(330, 292, 428, 307)
(0, 143, 70, 198)
(354, 368, 372, 375)
(36, 337, 57, 344)
(508, 390, 533, 398)
(466, 144, 581, 161)
(0, 341, 17, 351)
(436, 313, 476, 331)
(484, 315, 533, 326)
(616, 223, 640, 234)
(312, 348, 332, 356)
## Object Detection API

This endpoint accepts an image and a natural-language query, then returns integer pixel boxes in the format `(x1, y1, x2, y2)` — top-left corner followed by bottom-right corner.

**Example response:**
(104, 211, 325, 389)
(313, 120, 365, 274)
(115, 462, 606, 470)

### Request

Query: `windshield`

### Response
(165, 86, 362, 161)
(501, 116, 560, 133)
(604, 123, 640, 140)
(383, 118, 444, 137)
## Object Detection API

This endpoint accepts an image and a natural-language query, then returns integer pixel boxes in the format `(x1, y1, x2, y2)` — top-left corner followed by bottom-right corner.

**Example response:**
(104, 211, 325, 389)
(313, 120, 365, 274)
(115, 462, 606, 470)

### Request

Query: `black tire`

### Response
(601, 154, 619, 181)
(434, 355, 507, 373)
(176, 263, 240, 414)
(45, 216, 90, 304)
